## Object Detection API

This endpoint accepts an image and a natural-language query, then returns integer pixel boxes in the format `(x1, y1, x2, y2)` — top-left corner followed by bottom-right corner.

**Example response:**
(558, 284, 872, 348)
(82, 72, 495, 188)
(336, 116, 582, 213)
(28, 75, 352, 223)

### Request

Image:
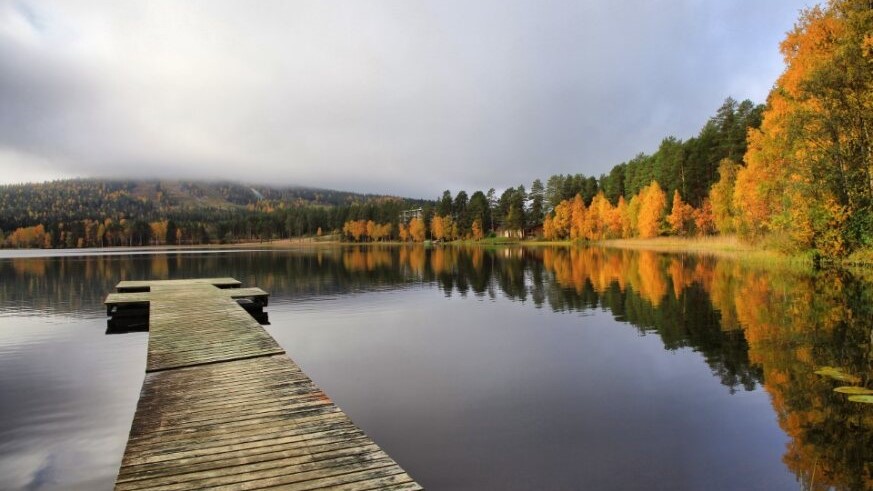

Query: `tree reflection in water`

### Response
(1, 245, 870, 489)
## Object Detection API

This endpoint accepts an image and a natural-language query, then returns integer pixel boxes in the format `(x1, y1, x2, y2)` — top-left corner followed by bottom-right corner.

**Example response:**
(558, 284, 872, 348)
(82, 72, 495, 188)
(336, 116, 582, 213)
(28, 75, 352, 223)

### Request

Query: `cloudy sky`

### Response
(0, 0, 807, 198)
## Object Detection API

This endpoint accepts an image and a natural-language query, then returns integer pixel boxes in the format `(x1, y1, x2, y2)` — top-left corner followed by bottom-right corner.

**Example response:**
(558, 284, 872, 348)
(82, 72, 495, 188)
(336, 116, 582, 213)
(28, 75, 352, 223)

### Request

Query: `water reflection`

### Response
(0, 246, 870, 490)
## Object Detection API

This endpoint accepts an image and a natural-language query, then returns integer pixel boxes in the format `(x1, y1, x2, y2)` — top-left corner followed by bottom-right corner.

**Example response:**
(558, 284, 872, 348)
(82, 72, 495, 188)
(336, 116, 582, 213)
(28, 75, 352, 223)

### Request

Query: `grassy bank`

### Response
(599, 235, 752, 252)
(596, 235, 806, 262)
(228, 234, 873, 269)
(223, 234, 342, 248)
(454, 235, 862, 269)
(598, 236, 873, 269)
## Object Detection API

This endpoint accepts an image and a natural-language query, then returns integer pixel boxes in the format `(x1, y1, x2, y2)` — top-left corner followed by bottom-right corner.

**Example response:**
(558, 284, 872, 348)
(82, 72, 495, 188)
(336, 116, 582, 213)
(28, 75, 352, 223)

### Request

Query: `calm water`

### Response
(0, 246, 870, 490)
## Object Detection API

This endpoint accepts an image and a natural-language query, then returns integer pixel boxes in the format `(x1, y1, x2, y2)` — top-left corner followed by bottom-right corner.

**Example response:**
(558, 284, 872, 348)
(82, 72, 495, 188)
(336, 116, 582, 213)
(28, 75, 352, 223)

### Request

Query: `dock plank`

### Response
(143, 283, 282, 372)
(117, 277, 241, 292)
(112, 278, 421, 491)
(107, 287, 269, 307)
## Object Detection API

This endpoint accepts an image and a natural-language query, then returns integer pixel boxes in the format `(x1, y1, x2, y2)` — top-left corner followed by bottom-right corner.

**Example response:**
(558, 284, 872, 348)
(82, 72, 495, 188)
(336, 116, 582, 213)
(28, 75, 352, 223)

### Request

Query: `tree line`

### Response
(385, 0, 871, 257)
(3, 1, 869, 257)
(335, 94, 763, 244)
(0, 179, 429, 248)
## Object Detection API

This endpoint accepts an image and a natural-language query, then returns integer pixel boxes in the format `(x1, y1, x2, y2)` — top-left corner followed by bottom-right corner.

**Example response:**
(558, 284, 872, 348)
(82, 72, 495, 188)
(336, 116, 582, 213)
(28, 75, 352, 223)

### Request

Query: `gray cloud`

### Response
(0, 0, 807, 198)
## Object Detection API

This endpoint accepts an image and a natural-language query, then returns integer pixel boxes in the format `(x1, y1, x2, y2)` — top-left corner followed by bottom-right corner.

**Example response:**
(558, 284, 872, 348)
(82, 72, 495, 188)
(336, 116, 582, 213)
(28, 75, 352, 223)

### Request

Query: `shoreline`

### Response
(595, 236, 807, 264)
(3, 235, 871, 269)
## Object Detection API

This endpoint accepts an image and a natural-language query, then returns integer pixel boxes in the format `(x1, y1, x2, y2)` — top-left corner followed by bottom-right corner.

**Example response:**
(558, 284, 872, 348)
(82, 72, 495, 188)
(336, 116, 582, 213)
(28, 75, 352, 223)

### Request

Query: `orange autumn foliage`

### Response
(734, 0, 872, 255)
(408, 217, 426, 242)
(667, 190, 695, 236)
(637, 181, 667, 238)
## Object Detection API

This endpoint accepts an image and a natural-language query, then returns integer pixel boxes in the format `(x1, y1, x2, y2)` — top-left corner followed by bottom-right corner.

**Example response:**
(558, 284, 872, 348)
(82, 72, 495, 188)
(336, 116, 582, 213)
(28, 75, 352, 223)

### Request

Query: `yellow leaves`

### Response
(537, 181, 719, 242)
(738, 0, 871, 255)
(693, 199, 716, 235)
(588, 192, 617, 240)
(552, 200, 572, 239)
(408, 217, 426, 242)
(779, 5, 843, 96)
(816, 198, 850, 257)
(430, 216, 445, 240)
(342, 220, 367, 241)
(543, 215, 556, 240)
(863, 33, 873, 58)
(430, 215, 456, 240)
(617, 196, 634, 238)
(569, 194, 587, 240)
(734, 143, 779, 241)
(637, 181, 666, 239)
(667, 190, 695, 236)
(5, 224, 48, 248)
(343, 220, 390, 241)
(710, 159, 740, 234)
(150, 221, 168, 245)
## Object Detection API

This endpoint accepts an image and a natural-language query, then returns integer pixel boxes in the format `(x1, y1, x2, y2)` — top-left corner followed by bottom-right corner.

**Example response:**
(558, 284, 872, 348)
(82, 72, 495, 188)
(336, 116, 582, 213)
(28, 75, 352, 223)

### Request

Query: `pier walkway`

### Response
(106, 278, 421, 491)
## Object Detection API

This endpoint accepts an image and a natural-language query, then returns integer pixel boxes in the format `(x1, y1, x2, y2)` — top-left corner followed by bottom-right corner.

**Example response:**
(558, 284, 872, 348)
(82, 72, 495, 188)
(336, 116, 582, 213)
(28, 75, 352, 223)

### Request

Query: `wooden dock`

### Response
(107, 278, 421, 490)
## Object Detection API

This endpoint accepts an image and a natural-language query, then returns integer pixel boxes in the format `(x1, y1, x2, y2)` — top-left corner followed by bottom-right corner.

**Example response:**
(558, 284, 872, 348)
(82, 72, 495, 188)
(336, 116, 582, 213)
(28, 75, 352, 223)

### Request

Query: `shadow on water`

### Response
(0, 245, 870, 490)
(104, 299, 269, 334)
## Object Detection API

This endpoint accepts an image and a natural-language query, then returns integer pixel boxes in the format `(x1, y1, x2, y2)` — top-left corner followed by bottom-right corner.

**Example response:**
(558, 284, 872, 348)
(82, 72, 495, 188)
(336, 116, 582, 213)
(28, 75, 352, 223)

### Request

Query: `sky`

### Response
(0, 0, 809, 199)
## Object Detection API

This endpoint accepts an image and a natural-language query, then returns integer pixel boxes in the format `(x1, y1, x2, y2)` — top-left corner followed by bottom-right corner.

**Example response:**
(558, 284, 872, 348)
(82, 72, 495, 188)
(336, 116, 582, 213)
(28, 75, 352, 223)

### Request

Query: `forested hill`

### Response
(0, 179, 402, 228)
(0, 179, 428, 247)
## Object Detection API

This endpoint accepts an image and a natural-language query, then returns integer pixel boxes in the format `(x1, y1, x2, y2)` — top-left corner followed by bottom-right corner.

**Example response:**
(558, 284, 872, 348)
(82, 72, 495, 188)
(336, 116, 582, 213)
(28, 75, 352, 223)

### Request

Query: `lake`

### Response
(0, 246, 870, 490)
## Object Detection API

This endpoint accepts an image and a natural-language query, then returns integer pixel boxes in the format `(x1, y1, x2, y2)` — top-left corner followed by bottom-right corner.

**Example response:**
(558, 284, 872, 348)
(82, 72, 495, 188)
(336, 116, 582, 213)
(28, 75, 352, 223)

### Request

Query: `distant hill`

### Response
(0, 178, 418, 231)
(0, 179, 430, 247)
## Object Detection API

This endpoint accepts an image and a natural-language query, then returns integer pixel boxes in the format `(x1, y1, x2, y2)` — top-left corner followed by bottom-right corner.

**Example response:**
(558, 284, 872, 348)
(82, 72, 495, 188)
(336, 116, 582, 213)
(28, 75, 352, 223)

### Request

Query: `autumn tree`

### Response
(588, 192, 615, 240)
(6, 224, 47, 248)
(694, 199, 716, 235)
(543, 215, 557, 240)
(552, 200, 571, 239)
(431, 216, 446, 240)
(569, 194, 587, 240)
(709, 159, 741, 234)
(637, 181, 666, 238)
(737, 0, 873, 254)
(342, 220, 367, 242)
(409, 217, 426, 242)
(150, 221, 168, 245)
(667, 191, 695, 236)
(616, 196, 633, 238)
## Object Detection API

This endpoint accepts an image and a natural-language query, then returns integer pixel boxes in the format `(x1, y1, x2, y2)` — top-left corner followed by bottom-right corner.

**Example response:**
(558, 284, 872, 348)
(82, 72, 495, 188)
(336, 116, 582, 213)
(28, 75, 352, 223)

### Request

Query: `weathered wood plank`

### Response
(143, 283, 283, 372)
(107, 287, 268, 308)
(113, 278, 421, 490)
(117, 435, 374, 483)
(117, 277, 241, 292)
(120, 428, 369, 479)
(116, 446, 386, 490)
